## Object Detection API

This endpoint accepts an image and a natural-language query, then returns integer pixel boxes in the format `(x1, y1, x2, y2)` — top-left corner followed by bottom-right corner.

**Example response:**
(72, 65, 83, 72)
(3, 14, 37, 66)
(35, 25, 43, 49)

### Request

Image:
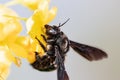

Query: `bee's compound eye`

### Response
(49, 29, 54, 33)
(49, 29, 57, 35)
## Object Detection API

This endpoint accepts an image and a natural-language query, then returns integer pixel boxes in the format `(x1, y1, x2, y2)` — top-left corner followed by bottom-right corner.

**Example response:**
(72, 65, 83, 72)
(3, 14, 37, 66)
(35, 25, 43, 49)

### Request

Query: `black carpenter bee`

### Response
(31, 19, 108, 80)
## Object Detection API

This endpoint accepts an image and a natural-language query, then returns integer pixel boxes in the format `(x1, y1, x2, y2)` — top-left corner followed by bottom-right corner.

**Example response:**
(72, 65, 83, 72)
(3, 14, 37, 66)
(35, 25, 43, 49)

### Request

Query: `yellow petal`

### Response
(0, 46, 21, 67)
(15, 36, 37, 52)
(38, 0, 49, 11)
(46, 7, 57, 23)
(26, 0, 57, 36)
(18, 0, 41, 10)
(26, 9, 46, 37)
(8, 43, 28, 58)
(27, 43, 46, 63)
(14, 36, 45, 63)
(27, 52, 35, 63)
(0, 46, 12, 65)
(26, 9, 48, 51)
(0, 5, 22, 42)
(6, 0, 49, 10)
(0, 46, 17, 79)
(0, 63, 10, 80)
(13, 57, 21, 67)
(21, 0, 41, 10)
(13, 36, 43, 63)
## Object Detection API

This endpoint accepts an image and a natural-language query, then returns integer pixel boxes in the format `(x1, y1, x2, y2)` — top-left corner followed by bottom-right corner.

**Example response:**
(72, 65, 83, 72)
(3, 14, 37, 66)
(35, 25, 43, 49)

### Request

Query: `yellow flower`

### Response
(15, 36, 40, 63)
(0, 5, 23, 64)
(26, 0, 57, 54)
(5, 0, 50, 10)
(19, 0, 50, 10)
(0, 5, 33, 79)
(0, 46, 11, 80)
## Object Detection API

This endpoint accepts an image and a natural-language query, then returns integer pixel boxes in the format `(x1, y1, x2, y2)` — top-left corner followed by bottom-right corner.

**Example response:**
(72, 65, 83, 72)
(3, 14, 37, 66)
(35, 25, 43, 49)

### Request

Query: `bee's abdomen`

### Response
(31, 55, 57, 71)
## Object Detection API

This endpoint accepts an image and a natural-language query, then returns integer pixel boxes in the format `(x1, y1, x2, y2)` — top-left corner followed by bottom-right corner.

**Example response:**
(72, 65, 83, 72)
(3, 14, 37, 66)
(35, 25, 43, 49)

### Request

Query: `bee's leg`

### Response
(35, 36, 47, 52)
(41, 34, 47, 42)
(34, 52, 41, 61)
(41, 34, 55, 43)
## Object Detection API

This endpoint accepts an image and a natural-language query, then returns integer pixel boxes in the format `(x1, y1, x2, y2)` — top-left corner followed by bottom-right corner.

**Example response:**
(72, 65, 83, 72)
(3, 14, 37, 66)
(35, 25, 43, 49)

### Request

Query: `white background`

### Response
(1, 0, 120, 80)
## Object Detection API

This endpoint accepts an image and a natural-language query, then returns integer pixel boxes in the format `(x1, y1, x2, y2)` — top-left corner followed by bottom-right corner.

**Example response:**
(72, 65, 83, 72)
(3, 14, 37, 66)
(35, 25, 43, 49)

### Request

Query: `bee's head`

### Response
(45, 18, 70, 35)
(45, 25, 60, 35)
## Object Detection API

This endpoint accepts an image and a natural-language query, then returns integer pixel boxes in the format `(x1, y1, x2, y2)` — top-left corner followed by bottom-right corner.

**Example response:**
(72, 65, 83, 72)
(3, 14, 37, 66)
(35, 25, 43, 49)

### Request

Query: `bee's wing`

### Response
(70, 40, 108, 61)
(57, 66, 69, 80)
(55, 46, 69, 80)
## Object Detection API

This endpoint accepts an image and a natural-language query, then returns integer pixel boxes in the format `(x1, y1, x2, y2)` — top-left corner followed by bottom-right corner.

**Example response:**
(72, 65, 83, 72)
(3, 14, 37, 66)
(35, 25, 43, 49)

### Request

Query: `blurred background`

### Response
(1, 0, 120, 80)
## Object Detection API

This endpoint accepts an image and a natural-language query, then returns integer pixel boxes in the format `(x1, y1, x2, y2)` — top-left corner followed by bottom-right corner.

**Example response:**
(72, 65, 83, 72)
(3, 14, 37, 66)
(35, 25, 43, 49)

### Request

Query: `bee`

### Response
(31, 19, 108, 80)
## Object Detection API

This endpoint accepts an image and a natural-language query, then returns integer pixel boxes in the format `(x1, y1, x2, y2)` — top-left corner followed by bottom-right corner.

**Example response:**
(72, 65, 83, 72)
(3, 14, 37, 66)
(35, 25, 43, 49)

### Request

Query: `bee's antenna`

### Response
(58, 18, 70, 27)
